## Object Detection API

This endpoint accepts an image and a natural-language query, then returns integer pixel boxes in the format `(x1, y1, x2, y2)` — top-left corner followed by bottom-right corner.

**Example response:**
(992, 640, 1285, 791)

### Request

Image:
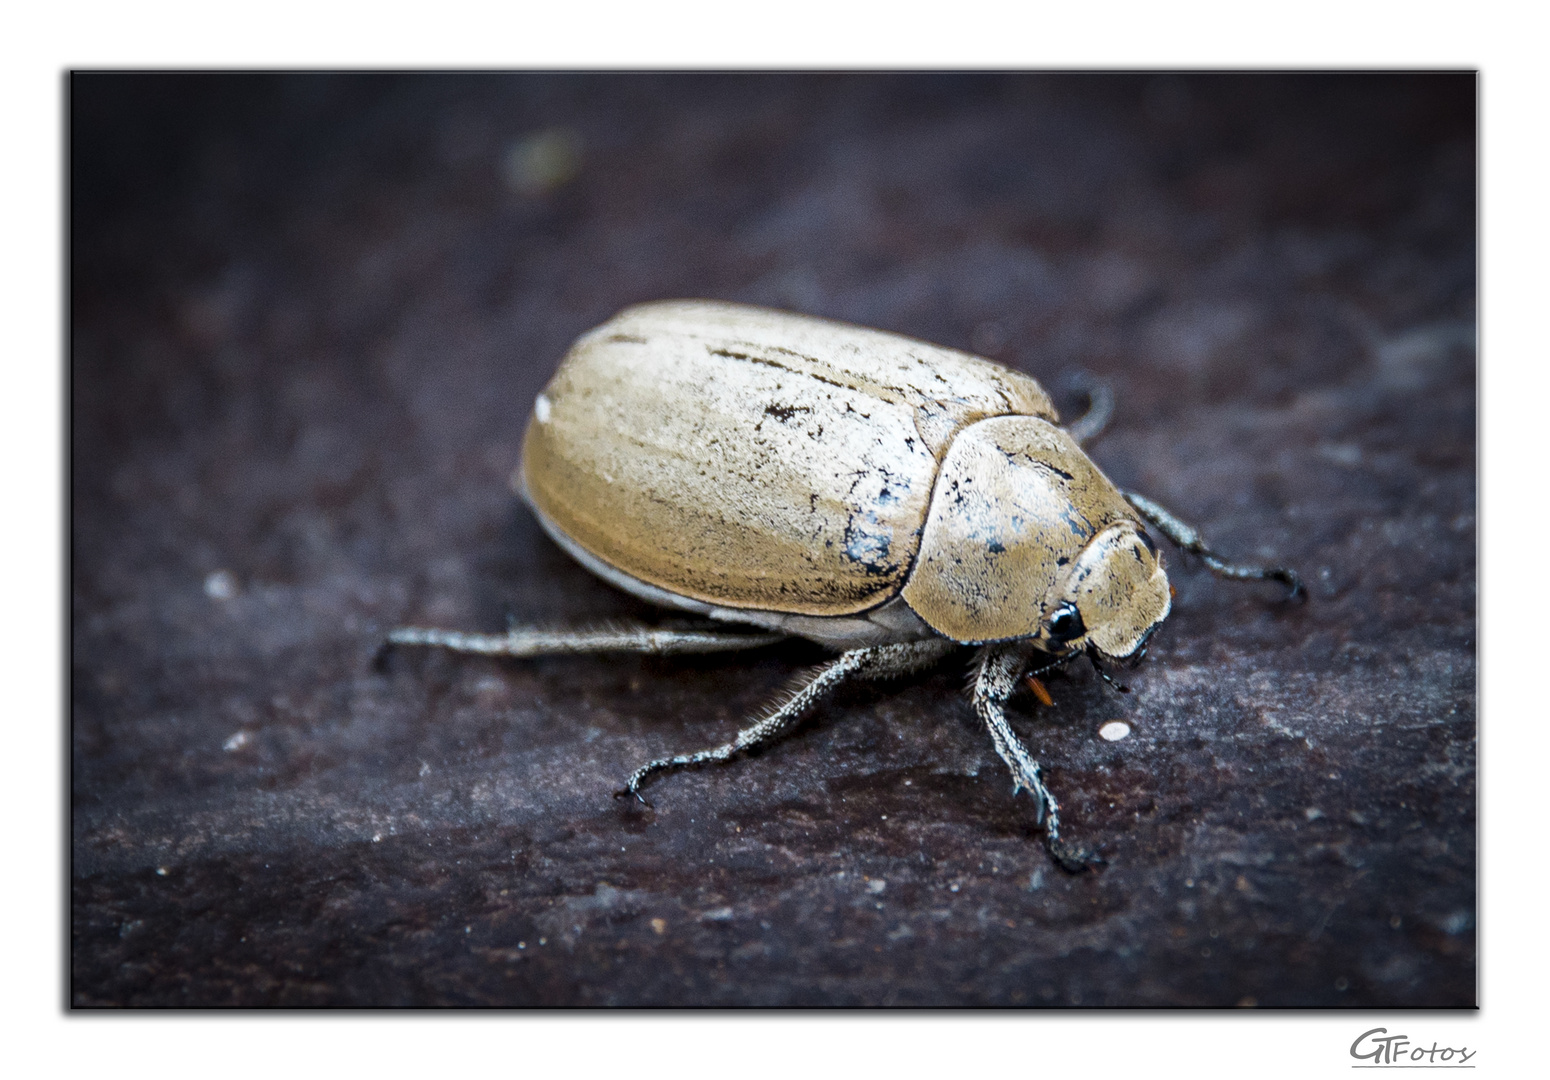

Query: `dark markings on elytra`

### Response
(1002, 448, 1075, 483)
(708, 344, 917, 407)
(762, 402, 812, 423)
(710, 347, 858, 394)
(1058, 503, 1094, 540)
(606, 333, 648, 344)
(841, 512, 897, 576)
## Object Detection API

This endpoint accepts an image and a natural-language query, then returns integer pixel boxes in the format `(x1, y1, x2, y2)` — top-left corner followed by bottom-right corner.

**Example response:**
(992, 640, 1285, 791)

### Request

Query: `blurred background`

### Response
(72, 73, 1474, 1006)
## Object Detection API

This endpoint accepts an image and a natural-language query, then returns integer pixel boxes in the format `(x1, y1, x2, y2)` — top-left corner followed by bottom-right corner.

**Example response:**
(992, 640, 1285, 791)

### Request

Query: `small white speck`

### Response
(222, 730, 251, 752)
(204, 569, 238, 600)
(419, 761, 431, 777)
(533, 392, 552, 423)
(1304, 807, 1323, 821)
(465, 926, 472, 934)
(880, 814, 887, 820)
(372, 833, 382, 842)
(867, 879, 887, 894)
(1099, 721, 1132, 742)
(155, 867, 168, 877)
(518, 941, 526, 949)
(949, 884, 960, 893)
(538, 938, 547, 946)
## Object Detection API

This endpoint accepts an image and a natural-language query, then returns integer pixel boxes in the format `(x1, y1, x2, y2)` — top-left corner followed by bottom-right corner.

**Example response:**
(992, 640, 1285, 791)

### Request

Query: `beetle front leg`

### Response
(620, 639, 955, 804)
(387, 622, 786, 657)
(1122, 490, 1305, 599)
(973, 643, 1095, 871)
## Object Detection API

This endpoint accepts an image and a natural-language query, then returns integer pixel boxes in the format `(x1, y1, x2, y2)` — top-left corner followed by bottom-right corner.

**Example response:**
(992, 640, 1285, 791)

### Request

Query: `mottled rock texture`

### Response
(72, 73, 1475, 1006)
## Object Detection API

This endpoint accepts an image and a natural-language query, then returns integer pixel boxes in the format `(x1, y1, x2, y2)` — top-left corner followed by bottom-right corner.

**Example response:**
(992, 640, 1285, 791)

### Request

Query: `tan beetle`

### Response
(390, 300, 1302, 868)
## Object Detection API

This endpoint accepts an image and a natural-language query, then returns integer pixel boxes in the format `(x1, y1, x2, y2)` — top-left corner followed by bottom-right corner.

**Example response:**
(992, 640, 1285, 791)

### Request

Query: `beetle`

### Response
(389, 300, 1302, 868)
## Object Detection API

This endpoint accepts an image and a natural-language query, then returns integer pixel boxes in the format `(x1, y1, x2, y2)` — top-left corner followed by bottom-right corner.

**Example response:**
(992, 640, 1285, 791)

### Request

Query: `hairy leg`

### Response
(973, 643, 1095, 871)
(387, 622, 786, 657)
(621, 638, 957, 803)
(1123, 490, 1305, 599)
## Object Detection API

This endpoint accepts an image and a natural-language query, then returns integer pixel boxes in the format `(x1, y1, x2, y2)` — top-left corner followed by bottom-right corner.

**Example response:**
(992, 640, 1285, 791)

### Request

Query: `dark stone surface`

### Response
(71, 73, 1475, 1007)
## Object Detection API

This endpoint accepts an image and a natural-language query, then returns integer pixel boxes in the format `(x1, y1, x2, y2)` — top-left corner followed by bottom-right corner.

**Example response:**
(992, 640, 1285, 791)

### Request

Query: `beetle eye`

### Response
(1047, 603, 1086, 644)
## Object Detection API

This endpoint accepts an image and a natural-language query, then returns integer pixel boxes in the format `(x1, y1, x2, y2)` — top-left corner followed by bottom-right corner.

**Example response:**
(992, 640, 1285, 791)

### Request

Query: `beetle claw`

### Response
(1275, 568, 1307, 602)
(1048, 836, 1101, 873)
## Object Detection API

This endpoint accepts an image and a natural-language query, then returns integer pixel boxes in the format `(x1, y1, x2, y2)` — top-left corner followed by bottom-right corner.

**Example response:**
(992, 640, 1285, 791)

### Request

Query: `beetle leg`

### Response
(1121, 490, 1306, 599)
(1063, 376, 1115, 447)
(1087, 650, 1131, 693)
(386, 622, 786, 656)
(619, 639, 954, 805)
(973, 644, 1096, 872)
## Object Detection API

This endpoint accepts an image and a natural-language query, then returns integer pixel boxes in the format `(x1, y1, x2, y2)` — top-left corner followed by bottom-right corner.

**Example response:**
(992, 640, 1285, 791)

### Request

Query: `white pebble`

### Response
(1098, 721, 1132, 741)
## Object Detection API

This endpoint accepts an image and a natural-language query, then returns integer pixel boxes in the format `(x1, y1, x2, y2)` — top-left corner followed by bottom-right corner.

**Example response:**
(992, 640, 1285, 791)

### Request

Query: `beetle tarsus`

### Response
(974, 643, 1095, 869)
(614, 640, 954, 802)
(1270, 567, 1307, 601)
(1122, 490, 1306, 602)
(1047, 834, 1101, 873)
(1087, 651, 1131, 694)
(614, 782, 653, 808)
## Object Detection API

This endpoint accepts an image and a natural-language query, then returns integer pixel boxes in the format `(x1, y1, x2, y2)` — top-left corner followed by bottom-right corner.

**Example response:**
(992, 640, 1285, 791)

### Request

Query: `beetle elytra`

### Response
(389, 300, 1302, 869)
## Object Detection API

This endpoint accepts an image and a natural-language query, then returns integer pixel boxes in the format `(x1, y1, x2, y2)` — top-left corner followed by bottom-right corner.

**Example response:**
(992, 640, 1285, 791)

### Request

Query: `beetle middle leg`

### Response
(974, 643, 1095, 872)
(619, 638, 956, 805)
(1122, 490, 1305, 599)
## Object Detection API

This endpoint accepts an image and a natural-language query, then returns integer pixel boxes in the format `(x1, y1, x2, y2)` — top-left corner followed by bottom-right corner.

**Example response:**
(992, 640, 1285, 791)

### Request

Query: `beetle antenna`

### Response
(1087, 649, 1130, 693)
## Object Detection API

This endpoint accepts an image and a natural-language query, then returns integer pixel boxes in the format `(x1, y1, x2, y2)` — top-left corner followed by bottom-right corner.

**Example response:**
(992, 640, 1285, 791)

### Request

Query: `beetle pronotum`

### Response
(390, 300, 1301, 869)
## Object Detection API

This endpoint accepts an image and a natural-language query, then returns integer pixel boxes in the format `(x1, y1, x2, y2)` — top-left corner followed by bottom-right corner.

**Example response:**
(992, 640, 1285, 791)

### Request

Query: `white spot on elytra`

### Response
(533, 392, 552, 423)
(1099, 721, 1131, 741)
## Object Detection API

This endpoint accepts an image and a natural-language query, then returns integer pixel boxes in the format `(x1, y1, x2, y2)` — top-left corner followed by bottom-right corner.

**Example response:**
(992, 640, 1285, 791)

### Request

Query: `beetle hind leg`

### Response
(1122, 490, 1305, 599)
(386, 621, 786, 657)
(620, 639, 954, 805)
(973, 643, 1097, 872)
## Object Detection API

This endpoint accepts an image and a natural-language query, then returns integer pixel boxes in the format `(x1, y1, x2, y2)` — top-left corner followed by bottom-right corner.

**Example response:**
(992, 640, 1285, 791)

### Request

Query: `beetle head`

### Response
(1038, 522, 1171, 659)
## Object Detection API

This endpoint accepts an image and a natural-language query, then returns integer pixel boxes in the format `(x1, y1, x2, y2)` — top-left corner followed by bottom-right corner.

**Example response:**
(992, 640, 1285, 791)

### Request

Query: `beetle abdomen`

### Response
(520, 300, 1058, 617)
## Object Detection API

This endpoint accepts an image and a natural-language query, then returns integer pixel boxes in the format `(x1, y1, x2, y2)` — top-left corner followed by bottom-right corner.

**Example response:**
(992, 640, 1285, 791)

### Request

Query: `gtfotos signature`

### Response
(1351, 1028, 1476, 1067)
